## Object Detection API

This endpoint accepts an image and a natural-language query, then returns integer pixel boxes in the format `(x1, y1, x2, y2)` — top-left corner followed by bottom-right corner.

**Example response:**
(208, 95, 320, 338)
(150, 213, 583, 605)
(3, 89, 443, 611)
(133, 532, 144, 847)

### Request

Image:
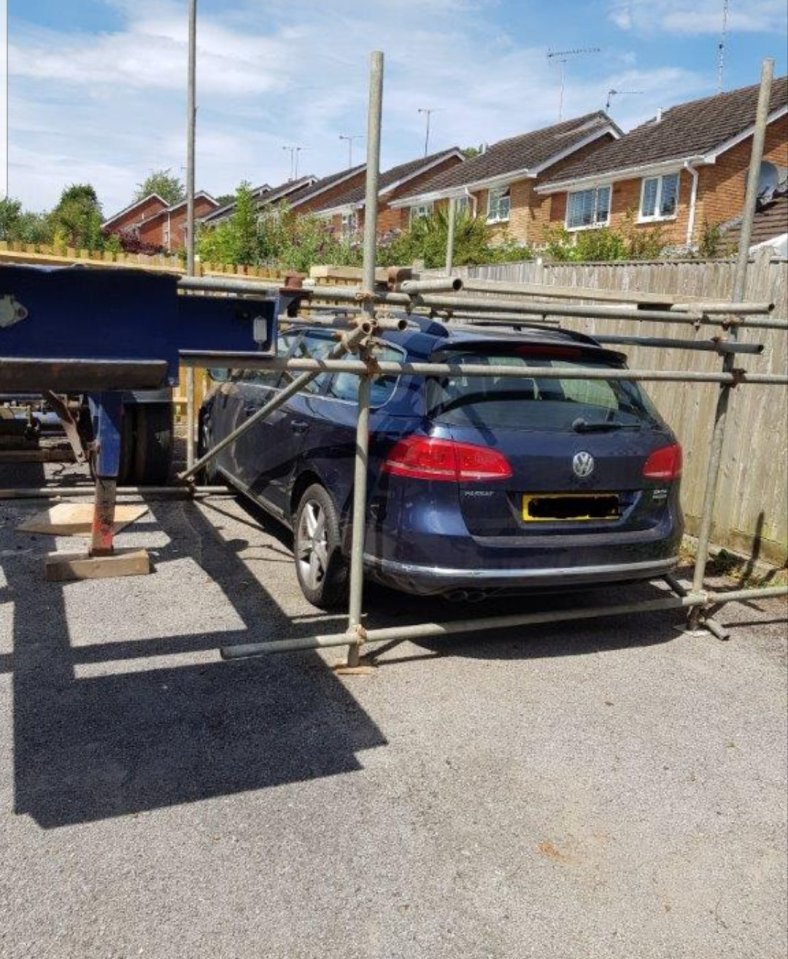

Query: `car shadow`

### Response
(3, 465, 387, 831)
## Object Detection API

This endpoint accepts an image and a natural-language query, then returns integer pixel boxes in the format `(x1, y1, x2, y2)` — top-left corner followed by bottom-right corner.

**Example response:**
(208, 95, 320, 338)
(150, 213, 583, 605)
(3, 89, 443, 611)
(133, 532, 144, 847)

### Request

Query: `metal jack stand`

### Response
(44, 392, 152, 582)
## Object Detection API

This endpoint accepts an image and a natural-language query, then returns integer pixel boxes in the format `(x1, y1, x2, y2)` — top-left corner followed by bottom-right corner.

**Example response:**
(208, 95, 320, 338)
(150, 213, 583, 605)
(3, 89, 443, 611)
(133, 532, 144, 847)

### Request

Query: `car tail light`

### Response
(382, 436, 512, 482)
(643, 443, 683, 480)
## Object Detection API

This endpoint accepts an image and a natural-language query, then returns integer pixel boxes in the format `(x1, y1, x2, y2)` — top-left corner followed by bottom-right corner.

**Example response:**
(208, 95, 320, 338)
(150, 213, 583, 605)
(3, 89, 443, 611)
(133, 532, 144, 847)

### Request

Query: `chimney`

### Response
(655, 108, 663, 123)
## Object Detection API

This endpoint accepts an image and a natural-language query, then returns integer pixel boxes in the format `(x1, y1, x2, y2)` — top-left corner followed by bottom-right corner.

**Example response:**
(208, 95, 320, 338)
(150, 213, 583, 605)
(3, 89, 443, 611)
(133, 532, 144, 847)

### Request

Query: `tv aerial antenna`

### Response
(547, 47, 601, 121)
(717, 0, 729, 93)
(606, 89, 644, 111)
(281, 145, 306, 180)
(339, 134, 363, 169)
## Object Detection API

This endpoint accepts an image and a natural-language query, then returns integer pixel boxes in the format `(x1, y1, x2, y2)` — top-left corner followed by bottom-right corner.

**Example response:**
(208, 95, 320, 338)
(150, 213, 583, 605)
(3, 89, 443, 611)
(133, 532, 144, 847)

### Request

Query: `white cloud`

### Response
(609, 0, 788, 35)
(7, 0, 712, 214)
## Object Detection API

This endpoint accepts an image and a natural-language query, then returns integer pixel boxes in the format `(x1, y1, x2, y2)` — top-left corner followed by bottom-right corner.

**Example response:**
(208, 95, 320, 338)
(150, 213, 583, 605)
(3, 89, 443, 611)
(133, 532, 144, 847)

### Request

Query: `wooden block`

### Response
(332, 662, 376, 676)
(19, 503, 148, 536)
(45, 548, 151, 582)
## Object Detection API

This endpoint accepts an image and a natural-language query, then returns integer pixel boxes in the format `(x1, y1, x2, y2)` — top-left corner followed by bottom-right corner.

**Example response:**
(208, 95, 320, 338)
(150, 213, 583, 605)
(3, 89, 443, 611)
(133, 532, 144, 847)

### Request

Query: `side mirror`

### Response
(207, 367, 231, 382)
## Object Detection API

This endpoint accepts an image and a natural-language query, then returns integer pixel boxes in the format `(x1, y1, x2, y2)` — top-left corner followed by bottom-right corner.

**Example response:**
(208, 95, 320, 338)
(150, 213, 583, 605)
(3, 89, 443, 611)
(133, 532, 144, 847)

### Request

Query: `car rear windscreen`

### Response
(426, 348, 662, 431)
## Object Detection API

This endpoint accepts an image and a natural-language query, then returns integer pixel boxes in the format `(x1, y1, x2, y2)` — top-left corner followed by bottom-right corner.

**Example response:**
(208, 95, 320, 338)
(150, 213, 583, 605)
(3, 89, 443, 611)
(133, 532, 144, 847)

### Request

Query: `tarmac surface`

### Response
(1, 461, 786, 959)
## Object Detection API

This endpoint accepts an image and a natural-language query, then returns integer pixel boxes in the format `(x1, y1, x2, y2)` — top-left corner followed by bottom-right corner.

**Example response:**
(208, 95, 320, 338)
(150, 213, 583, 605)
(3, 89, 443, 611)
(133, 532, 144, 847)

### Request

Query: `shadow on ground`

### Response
(4, 462, 766, 830)
(3, 465, 386, 830)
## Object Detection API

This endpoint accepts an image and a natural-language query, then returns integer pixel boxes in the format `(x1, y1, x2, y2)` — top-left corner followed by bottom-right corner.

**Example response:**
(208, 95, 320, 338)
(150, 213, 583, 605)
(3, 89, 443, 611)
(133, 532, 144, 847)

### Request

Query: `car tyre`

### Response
(293, 484, 348, 610)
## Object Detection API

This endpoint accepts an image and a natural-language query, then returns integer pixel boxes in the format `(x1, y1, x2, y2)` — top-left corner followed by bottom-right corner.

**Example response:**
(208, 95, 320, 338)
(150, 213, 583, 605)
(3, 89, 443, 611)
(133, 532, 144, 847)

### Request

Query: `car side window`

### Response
(283, 330, 336, 394)
(242, 332, 297, 386)
(326, 343, 405, 407)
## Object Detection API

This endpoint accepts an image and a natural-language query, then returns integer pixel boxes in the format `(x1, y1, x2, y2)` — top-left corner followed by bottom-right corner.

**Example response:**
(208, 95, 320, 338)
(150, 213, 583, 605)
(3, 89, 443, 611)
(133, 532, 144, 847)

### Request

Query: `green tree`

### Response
(134, 168, 186, 205)
(49, 183, 104, 250)
(379, 208, 531, 269)
(198, 181, 260, 265)
(0, 197, 22, 240)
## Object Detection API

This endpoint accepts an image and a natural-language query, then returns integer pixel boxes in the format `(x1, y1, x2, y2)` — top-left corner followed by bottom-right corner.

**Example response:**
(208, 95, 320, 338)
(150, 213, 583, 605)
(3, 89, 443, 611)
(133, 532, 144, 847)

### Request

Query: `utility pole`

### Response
(281, 145, 305, 180)
(339, 134, 363, 169)
(605, 89, 643, 111)
(185, 0, 196, 276)
(417, 107, 441, 157)
(547, 47, 601, 121)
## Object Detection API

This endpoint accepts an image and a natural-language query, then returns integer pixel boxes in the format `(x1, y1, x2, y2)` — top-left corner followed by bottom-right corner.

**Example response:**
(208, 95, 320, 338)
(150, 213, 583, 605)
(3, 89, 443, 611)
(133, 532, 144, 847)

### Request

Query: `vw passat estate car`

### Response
(200, 317, 683, 608)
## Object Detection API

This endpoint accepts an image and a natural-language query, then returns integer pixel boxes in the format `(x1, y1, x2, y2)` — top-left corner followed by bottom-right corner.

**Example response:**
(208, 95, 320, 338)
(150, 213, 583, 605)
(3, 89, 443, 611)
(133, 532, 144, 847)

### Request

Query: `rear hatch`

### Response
(427, 339, 680, 537)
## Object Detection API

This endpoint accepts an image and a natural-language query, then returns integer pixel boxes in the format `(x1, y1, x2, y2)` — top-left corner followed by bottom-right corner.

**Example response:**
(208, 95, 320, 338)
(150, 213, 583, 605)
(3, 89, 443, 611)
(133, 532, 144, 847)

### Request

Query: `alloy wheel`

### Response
(297, 499, 329, 590)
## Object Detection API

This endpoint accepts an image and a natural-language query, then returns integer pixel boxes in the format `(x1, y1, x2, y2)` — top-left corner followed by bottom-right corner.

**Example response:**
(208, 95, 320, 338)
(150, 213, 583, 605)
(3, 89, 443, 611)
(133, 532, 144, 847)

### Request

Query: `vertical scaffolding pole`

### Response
(445, 197, 457, 275)
(186, 0, 197, 277)
(184, 0, 198, 468)
(689, 58, 774, 627)
(346, 51, 384, 668)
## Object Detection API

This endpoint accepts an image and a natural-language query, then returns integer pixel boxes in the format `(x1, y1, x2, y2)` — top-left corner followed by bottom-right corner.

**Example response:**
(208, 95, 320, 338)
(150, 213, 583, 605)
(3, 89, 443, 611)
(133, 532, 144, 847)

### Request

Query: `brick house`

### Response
(311, 149, 465, 236)
(536, 76, 788, 249)
(102, 191, 220, 252)
(388, 113, 620, 245)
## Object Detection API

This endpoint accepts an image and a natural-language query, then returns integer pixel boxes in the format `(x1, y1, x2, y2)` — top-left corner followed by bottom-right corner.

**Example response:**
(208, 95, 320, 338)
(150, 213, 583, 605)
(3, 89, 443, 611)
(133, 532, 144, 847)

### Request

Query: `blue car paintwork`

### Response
(200, 320, 684, 597)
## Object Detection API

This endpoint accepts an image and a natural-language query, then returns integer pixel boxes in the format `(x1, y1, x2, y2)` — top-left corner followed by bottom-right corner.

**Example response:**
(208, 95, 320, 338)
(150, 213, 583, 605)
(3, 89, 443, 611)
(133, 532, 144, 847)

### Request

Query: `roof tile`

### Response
(545, 76, 788, 186)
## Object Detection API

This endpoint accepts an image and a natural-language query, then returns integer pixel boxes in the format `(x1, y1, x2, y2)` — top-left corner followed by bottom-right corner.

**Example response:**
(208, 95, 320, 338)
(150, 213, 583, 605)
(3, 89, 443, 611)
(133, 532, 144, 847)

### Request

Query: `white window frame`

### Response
(486, 186, 511, 224)
(409, 202, 433, 224)
(565, 185, 611, 231)
(638, 172, 680, 223)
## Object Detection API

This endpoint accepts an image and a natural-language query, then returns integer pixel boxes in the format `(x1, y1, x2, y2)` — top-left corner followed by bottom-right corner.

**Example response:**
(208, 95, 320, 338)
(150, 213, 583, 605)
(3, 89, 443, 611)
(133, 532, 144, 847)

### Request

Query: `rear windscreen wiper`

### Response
(572, 417, 630, 432)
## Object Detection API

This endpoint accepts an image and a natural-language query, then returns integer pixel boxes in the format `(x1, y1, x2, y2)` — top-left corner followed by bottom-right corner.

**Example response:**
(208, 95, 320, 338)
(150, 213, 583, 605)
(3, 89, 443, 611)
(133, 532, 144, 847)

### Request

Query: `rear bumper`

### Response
(363, 553, 680, 596)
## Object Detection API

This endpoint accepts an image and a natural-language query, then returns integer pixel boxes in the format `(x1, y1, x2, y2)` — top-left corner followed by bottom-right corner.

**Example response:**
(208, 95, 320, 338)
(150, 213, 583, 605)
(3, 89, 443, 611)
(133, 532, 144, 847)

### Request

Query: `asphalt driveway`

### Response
(1, 466, 786, 959)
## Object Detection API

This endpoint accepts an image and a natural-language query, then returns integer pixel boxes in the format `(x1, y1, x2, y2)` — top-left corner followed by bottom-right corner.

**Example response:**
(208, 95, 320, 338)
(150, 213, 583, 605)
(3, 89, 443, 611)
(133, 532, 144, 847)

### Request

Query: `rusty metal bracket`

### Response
(43, 391, 88, 465)
(730, 368, 747, 387)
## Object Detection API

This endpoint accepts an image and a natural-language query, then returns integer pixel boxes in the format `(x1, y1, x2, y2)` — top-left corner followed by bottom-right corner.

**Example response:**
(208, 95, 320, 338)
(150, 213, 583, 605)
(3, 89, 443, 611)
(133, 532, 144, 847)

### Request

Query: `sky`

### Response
(3, 0, 787, 215)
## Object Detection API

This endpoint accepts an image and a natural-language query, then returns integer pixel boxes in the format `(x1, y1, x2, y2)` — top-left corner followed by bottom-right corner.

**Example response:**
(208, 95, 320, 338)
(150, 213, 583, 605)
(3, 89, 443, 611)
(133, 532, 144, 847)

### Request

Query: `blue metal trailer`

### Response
(0, 262, 291, 559)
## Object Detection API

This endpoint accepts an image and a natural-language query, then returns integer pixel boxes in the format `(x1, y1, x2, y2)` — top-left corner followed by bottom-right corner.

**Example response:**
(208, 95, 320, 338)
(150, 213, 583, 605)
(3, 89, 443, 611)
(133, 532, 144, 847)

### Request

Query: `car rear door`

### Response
(233, 328, 336, 518)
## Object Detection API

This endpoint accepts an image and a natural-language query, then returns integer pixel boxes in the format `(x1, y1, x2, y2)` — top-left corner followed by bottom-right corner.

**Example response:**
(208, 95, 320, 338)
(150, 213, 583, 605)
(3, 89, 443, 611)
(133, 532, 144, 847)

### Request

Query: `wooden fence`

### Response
(435, 253, 788, 564)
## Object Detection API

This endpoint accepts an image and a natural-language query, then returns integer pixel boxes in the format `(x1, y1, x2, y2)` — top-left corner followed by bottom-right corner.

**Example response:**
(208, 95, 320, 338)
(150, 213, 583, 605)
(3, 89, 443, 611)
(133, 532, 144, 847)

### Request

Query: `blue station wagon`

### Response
(200, 317, 684, 608)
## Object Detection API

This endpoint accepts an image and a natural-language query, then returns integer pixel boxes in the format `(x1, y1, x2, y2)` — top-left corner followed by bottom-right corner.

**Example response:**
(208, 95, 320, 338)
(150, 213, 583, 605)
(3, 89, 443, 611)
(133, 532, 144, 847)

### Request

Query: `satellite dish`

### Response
(757, 161, 779, 200)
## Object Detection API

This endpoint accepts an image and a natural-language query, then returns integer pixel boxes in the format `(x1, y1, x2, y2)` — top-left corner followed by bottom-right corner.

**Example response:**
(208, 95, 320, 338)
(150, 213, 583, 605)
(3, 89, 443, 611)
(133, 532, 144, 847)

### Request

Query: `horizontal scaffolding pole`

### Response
(179, 351, 788, 386)
(460, 277, 774, 314)
(219, 585, 787, 660)
(579, 335, 764, 355)
(0, 485, 229, 500)
(441, 317, 764, 353)
(178, 275, 282, 296)
(304, 284, 787, 330)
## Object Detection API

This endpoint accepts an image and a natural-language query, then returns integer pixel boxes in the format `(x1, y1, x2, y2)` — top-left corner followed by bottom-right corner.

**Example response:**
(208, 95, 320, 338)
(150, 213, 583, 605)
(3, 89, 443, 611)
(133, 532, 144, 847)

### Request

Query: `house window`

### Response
(409, 202, 433, 224)
(454, 195, 470, 216)
(487, 186, 510, 223)
(566, 186, 611, 229)
(340, 211, 357, 235)
(639, 173, 679, 221)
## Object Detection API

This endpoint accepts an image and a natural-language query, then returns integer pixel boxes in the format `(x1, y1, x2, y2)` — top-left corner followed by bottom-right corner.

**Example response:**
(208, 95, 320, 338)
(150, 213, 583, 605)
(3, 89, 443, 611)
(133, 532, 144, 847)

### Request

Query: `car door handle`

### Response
(291, 420, 309, 434)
